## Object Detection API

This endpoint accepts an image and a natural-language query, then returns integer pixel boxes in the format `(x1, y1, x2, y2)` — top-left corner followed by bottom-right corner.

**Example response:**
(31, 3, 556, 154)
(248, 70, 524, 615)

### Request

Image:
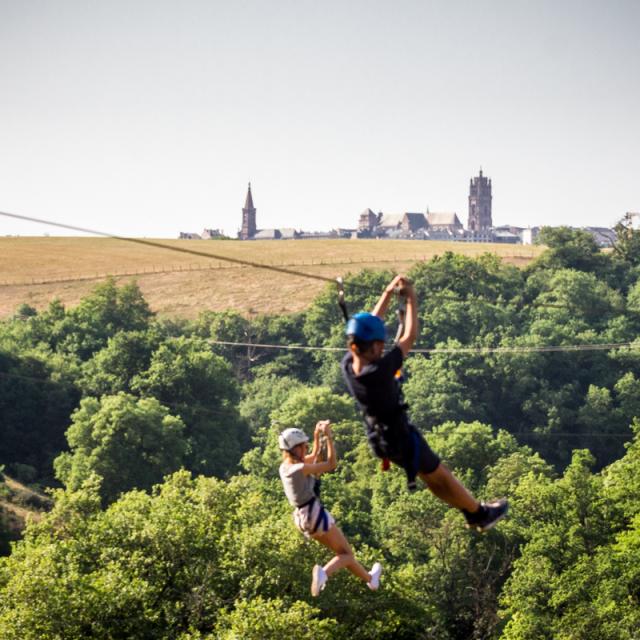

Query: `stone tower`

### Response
(240, 182, 256, 240)
(468, 169, 492, 231)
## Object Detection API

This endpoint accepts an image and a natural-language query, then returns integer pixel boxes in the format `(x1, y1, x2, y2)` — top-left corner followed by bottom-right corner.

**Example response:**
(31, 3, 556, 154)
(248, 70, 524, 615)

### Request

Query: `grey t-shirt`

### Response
(279, 461, 315, 507)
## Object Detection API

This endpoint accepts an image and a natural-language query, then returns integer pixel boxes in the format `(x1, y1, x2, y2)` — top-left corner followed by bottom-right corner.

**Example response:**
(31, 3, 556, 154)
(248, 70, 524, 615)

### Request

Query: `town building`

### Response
(201, 228, 225, 239)
(253, 229, 282, 240)
(520, 227, 540, 245)
(583, 227, 617, 247)
(357, 210, 463, 238)
(468, 169, 492, 231)
(358, 208, 380, 233)
(491, 225, 521, 244)
(426, 211, 463, 232)
(460, 229, 495, 243)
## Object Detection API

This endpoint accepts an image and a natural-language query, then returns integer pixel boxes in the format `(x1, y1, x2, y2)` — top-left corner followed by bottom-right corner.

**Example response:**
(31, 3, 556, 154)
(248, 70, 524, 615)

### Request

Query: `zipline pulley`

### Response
(336, 277, 349, 322)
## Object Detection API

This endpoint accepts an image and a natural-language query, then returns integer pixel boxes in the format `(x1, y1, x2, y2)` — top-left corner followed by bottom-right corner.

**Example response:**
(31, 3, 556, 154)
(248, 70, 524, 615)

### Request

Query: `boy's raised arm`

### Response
(397, 282, 418, 357)
(373, 274, 405, 319)
(372, 275, 418, 357)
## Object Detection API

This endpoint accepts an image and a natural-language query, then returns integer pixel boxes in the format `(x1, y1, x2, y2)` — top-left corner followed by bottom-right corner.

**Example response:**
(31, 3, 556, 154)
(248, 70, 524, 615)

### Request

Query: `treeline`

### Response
(0, 226, 639, 638)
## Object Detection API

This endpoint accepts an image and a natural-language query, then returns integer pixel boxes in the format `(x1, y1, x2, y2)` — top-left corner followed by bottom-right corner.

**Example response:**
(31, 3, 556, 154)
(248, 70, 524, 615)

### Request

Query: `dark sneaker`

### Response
(464, 499, 509, 533)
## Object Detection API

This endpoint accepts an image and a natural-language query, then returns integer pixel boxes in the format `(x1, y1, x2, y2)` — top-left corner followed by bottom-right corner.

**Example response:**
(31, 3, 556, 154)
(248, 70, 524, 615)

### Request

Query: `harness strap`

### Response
(406, 429, 420, 492)
(312, 505, 328, 534)
(297, 496, 315, 509)
(296, 496, 328, 535)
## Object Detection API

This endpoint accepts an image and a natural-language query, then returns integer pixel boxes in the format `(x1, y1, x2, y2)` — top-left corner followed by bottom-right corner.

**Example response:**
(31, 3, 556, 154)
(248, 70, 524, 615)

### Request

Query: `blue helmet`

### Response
(345, 312, 386, 342)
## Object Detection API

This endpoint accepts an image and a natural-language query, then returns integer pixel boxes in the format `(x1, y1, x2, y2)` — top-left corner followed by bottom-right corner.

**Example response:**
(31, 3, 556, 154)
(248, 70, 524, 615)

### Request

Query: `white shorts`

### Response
(293, 497, 335, 538)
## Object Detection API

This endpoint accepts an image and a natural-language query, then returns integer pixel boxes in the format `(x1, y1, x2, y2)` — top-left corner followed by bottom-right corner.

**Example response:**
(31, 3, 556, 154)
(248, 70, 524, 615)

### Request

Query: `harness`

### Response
(363, 410, 419, 491)
(295, 495, 329, 535)
(286, 456, 328, 535)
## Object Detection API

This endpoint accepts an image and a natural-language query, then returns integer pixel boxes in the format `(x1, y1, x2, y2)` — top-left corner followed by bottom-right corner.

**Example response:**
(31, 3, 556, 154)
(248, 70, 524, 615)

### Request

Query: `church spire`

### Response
(244, 182, 254, 210)
(240, 182, 257, 239)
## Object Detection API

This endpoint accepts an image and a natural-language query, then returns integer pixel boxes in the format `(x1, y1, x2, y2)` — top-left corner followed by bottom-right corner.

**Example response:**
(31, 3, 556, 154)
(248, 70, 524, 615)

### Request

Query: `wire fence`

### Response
(0, 255, 460, 287)
(0, 253, 538, 288)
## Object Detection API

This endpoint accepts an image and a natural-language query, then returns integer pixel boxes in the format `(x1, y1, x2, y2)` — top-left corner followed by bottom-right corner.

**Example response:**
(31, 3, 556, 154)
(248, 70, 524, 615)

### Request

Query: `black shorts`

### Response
(366, 418, 441, 476)
(388, 425, 440, 475)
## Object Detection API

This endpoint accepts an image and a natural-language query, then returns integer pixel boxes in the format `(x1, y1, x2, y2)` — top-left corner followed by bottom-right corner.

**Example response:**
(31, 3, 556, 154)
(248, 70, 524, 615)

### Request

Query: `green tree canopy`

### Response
(79, 329, 161, 397)
(132, 336, 248, 477)
(0, 348, 79, 481)
(54, 393, 187, 503)
(533, 226, 606, 274)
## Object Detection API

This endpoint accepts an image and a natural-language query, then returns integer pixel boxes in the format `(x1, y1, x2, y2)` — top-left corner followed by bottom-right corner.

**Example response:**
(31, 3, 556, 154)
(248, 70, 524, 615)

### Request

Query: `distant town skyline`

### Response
(225, 172, 618, 247)
(234, 169, 492, 241)
(1, 1, 638, 238)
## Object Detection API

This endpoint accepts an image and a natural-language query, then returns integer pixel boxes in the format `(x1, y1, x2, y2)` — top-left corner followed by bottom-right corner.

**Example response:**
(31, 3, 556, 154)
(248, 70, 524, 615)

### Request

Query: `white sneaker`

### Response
(311, 564, 328, 596)
(367, 562, 382, 590)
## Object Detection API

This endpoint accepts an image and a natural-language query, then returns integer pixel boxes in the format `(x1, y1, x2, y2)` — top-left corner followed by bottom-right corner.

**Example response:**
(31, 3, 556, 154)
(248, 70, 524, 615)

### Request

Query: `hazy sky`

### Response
(1, 0, 639, 238)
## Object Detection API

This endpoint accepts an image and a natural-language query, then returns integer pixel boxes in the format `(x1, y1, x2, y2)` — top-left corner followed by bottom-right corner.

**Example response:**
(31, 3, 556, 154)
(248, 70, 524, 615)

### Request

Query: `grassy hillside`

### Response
(0, 237, 543, 318)
(0, 474, 51, 553)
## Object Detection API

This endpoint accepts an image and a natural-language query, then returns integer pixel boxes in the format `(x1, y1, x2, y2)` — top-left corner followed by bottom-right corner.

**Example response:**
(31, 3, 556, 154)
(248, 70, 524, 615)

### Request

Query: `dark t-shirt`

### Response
(341, 345, 441, 476)
(341, 345, 405, 425)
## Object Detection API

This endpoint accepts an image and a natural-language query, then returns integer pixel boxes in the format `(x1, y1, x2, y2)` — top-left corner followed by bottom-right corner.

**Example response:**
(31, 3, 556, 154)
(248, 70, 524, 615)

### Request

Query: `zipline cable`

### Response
(207, 339, 640, 355)
(0, 210, 337, 285)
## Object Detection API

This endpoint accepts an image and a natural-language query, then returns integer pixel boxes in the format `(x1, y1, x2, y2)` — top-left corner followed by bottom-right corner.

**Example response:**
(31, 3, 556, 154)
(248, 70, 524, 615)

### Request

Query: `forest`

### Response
(0, 225, 639, 639)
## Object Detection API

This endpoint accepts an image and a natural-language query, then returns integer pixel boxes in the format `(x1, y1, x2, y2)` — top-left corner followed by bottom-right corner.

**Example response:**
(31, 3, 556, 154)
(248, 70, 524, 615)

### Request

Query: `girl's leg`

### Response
(313, 525, 371, 583)
(418, 462, 479, 512)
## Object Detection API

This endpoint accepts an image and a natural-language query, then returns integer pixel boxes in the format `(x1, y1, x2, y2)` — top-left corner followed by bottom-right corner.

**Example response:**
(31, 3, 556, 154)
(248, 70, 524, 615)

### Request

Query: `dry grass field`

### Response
(0, 237, 543, 318)
(0, 475, 51, 542)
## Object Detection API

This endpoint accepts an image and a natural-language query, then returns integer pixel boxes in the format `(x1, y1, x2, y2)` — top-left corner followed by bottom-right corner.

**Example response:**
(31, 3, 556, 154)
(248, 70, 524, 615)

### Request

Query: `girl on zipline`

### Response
(278, 420, 382, 596)
(341, 275, 508, 532)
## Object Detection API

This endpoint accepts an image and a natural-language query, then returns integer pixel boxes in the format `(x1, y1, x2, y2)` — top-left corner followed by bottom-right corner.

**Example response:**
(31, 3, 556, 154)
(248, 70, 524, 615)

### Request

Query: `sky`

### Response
(1, 0, 639, 238)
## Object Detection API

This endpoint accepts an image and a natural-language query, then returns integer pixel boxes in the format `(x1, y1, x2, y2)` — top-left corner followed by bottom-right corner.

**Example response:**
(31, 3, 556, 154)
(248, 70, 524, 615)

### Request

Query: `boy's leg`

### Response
(418, 463, 479, 512)
(419, 463, 509, 531)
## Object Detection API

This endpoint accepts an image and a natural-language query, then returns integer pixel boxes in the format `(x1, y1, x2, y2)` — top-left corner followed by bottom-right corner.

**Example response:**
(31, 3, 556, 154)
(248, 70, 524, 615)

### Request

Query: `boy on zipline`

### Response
(341, 275, 508, 532)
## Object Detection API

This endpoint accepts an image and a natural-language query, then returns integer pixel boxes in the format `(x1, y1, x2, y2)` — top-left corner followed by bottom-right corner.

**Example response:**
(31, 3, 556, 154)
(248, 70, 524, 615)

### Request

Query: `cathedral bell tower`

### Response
(468, 169, 492, 231)
(240, 182, 257, 240)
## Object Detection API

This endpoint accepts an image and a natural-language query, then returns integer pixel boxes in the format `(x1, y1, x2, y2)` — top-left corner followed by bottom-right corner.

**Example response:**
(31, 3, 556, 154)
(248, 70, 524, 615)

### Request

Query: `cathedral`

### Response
(468, 169, 492, 231)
